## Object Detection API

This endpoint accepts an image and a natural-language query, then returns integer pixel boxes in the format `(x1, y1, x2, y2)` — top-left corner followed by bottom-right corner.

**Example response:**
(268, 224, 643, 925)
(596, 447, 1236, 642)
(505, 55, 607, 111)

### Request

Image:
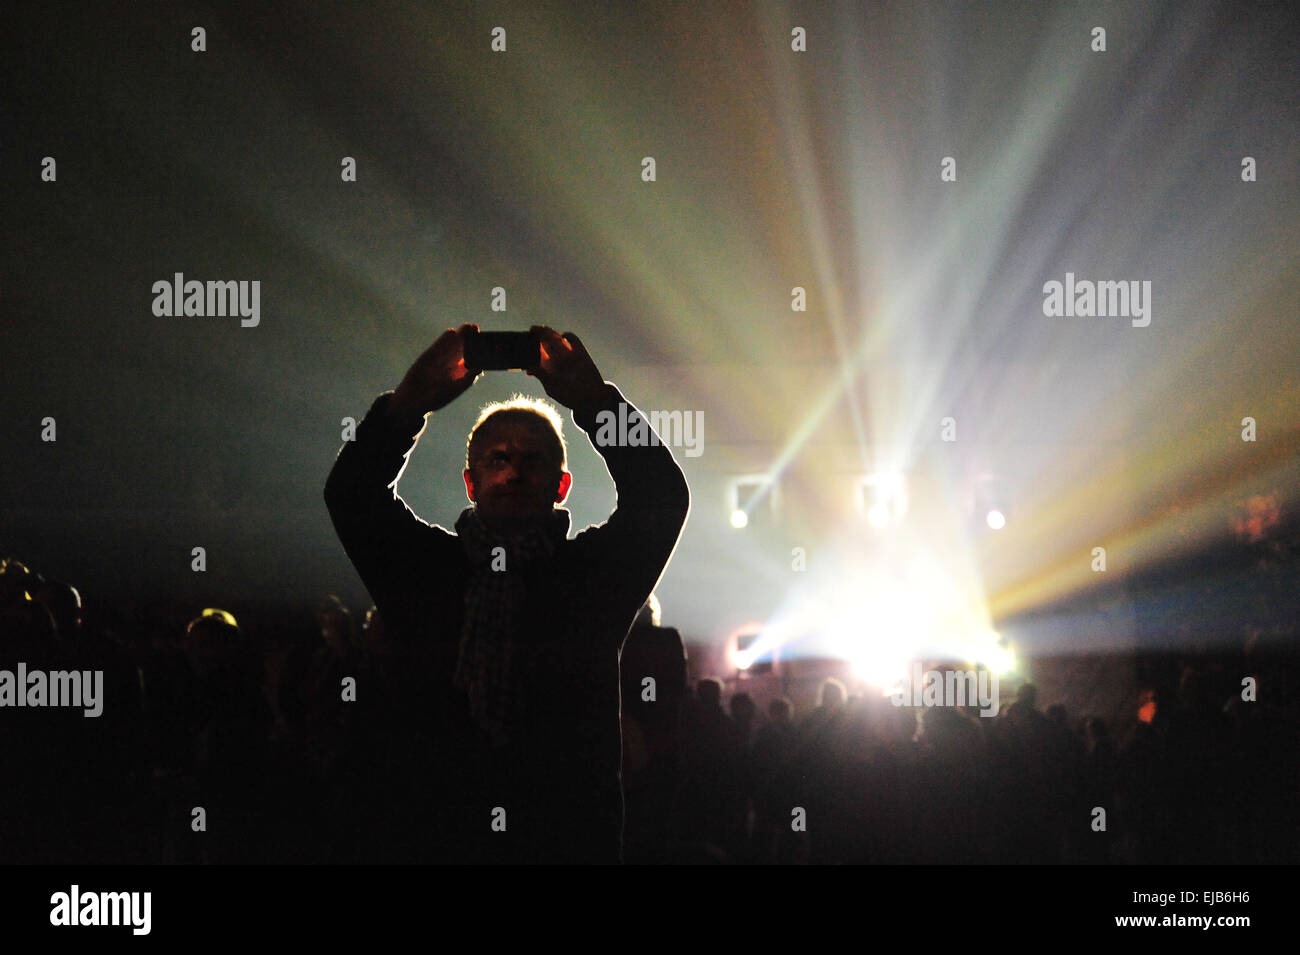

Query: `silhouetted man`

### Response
(325, 324, 689, 863)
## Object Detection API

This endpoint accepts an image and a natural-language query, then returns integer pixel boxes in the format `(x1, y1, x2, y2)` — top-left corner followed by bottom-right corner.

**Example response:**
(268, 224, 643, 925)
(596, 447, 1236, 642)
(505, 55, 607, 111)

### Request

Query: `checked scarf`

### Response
(453, 505, 571, 746)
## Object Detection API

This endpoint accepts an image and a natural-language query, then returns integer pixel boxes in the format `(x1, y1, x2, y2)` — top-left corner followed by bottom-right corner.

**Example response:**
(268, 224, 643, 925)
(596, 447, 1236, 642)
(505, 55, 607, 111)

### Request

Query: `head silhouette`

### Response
(819, 678, 846, 710)
(464, 397, 571, 530)
(316, 594, 352, 653)
(32, 578, 82, 643)
(730, 692, 756, 726)
(697, 678, 723, 708)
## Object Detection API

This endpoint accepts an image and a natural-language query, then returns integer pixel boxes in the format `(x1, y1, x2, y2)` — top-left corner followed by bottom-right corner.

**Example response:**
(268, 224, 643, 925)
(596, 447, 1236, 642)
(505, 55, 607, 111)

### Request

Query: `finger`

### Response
(529, 360, 552, 382)
(532, 325, 572, 354)
(452, 324, 482, 372)
(561, 332, 589, 358)
(428, 327, 457, 350)
(435, 324, 468, 350)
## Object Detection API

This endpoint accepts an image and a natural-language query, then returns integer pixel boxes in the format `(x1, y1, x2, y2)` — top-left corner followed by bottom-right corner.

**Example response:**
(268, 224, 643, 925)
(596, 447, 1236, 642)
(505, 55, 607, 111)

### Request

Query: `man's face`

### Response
(463, 419, 572, 527)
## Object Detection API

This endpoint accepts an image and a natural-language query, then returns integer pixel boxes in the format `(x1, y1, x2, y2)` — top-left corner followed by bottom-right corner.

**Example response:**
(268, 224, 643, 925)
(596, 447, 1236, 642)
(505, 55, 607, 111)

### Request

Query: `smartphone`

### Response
(464, 329, 540, 371)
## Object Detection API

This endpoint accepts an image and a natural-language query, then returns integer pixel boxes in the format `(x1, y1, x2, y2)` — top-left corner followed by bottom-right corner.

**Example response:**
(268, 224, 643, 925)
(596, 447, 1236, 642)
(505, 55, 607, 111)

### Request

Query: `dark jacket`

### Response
(324, 383, 689, 862)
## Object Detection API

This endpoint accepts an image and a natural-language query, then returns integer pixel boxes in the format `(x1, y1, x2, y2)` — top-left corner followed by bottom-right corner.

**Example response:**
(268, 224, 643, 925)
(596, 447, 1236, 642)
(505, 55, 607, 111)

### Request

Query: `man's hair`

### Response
(466, 395, 568, 470)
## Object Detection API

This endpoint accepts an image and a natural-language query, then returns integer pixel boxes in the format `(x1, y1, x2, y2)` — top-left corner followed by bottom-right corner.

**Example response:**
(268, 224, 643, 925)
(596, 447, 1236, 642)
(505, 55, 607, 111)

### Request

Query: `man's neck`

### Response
(480, 511, 552, 538)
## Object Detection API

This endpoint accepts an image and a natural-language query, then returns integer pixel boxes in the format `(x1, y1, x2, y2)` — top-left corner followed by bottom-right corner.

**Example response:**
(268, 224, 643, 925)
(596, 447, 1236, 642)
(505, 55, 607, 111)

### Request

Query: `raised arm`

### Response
(528, 327, 690, 622)
(323, 324, 481, 630)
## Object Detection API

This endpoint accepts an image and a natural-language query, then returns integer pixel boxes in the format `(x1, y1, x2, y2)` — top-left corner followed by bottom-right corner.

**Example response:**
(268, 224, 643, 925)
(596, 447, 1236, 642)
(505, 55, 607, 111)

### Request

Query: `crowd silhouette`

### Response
(0, 556, 1294, 864)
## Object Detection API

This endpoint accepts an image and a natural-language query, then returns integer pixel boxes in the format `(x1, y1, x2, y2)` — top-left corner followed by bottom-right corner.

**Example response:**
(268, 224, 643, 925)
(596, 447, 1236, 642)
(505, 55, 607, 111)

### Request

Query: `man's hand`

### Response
(527, 326, 607, 413)
(390, 323, 481, 418)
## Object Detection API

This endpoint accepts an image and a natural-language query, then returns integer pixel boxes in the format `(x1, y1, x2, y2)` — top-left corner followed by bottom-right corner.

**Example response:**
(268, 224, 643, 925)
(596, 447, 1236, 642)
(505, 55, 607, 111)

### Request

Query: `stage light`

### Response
(726, 624, 770, 671)
(856, 472, 908, 527)
(722, 623, 780, 675)
(767, 535, 1002, 690)
(973, 474, 1012, 532)
(983, 640, 1017, 675)
(727, 475, 778, 529)
(734, 631, 773, 674)
(850, 650, 908, 688)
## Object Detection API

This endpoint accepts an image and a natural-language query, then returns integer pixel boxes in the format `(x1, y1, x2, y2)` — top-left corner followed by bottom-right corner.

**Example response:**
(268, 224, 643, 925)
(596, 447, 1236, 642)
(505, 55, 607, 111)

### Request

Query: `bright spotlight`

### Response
(974, 474, 1012, 531)
(728, 627, 767, 671)
(727, 475, 778, 528)
(849, 650, 907, 688)
(814, 544, 999, 689)
(857, 472, 908, 526)
(981, 638, 1017, 675)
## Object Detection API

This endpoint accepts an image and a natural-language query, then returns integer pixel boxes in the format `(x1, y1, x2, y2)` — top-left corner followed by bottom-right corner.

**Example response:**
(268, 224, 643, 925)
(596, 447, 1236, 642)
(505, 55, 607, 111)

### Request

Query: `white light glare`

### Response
(859, 472, 908, 526)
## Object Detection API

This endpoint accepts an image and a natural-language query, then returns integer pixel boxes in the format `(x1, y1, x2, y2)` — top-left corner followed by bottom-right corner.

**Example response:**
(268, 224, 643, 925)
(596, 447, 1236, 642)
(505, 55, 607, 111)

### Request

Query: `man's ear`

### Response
(463, 469, 477, 503)
(555, 470, 573, 504)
